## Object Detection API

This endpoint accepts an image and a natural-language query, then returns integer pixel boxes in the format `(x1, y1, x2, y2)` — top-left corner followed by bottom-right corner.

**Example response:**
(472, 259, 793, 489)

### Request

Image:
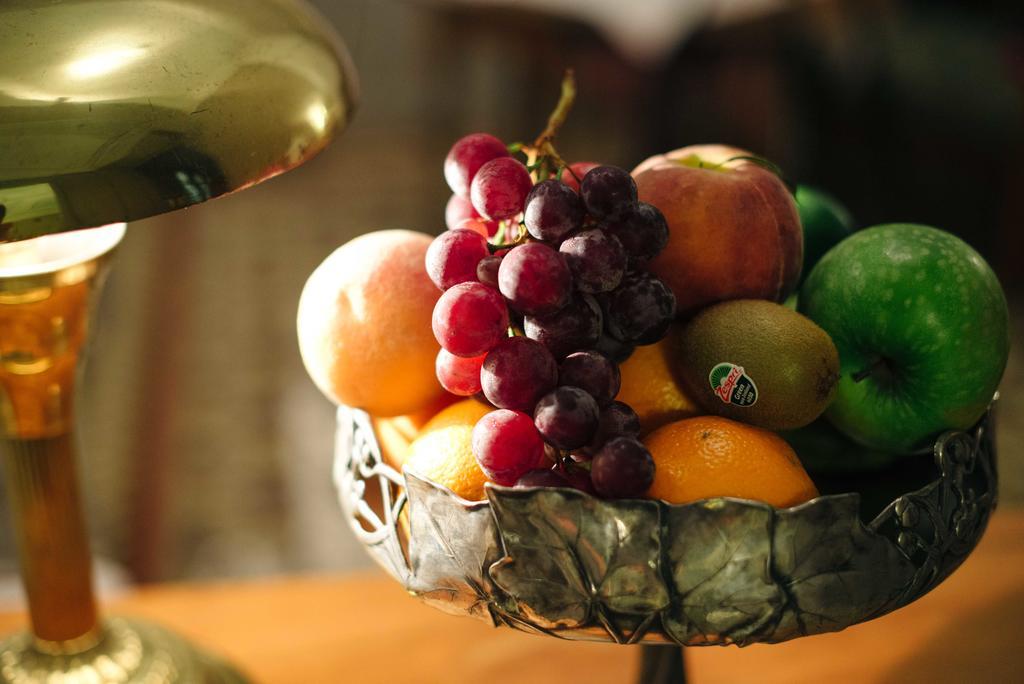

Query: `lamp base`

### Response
(0, 616, 248, 683)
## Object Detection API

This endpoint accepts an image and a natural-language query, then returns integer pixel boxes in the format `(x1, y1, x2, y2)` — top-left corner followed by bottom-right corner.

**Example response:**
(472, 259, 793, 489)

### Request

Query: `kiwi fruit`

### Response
(672, 299, 839, 430)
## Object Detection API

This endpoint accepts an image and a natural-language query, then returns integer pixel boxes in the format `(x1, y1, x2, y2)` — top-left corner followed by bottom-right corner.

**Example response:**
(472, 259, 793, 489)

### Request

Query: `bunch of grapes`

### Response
(427, 130, 676, 499)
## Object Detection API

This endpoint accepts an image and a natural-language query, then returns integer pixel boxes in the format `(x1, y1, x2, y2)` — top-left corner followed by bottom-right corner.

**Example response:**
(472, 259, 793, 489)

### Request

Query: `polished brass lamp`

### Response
(0, 0, 357, 680)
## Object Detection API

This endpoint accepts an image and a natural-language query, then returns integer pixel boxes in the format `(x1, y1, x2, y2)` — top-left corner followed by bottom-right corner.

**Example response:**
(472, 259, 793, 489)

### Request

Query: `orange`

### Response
(644, 416, 818, 507)
(617, 327, 700, 435)
(374, 417, 417, 472)
(373, 393, 459, 470)
(404, 398, 493, 501)
(297, 230, 447, 417)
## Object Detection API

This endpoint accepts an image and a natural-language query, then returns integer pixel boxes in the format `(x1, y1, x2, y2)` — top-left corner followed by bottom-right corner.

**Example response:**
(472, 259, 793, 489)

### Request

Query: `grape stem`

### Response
(523, 69, 577, 183)
(490, 220, 528, 250)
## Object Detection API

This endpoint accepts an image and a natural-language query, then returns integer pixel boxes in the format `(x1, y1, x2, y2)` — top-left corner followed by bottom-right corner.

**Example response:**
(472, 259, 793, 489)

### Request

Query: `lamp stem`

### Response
(2, 434, 99, 648)
(638, 645, 687, 684)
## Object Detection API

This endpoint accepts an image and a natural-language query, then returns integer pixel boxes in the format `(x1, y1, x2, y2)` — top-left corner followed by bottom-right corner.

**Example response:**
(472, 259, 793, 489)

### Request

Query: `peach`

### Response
(632, 145, 802, 317)
(297, 229, 447, 417)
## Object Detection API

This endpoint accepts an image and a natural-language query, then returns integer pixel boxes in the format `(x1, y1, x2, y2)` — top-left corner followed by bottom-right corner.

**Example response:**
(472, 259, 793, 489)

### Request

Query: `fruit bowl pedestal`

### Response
(333, 404, 996, 682)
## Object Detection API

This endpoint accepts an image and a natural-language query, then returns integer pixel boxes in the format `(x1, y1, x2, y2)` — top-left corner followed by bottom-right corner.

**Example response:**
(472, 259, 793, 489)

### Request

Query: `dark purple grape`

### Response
(533, 386, 600, 450)
(444, 133, 509, 198)
(498, 242, 572, 316)
(515, 468, 569, 489)
(559, 229, 627, 294)
(604, 202, 670, 266)
(594, 332, 635, 363)
(524, 294, 601, 359)
(560, 162, 601, 193)
(470, 157, 533, 220)
(524, 179, 584, 243)
(481, 337, 557, 411)
(580, 166, 637, 219)
(600, 401, 641, 438)
(580, 401, 641, 456)
(591, 436, 655, 499)
(476, 249, 508, 288)
(559, 351, 620, 406)
(601, 272, 676, 345)
(562, 466, 596, 494)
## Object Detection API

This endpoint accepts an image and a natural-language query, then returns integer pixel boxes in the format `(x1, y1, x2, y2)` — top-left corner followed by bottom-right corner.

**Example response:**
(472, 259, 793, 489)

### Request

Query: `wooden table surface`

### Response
(2, 511, 1021, 684)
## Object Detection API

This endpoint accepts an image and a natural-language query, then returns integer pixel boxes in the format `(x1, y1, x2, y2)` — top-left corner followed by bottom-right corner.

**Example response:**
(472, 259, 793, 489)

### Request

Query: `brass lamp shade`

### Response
(0, 1, 356, 680)
(0, 0, 358, 242)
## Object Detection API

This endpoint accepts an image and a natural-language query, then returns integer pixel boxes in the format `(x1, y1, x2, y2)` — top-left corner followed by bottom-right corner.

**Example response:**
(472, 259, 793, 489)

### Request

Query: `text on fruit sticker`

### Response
(709, 363, 758, 407)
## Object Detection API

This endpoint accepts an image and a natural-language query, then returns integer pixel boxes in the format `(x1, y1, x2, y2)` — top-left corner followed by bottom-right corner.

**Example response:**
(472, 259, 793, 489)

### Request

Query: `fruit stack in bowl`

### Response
(298, 77, 1010, 511)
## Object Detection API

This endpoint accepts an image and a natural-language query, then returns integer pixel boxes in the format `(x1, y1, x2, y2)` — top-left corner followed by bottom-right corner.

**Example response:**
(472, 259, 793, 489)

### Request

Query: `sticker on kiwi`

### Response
(708, 362, 758, 407)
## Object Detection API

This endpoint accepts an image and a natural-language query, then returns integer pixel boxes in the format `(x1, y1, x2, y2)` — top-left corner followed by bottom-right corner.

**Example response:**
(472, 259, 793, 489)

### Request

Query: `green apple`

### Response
(799, 224, 1009, 454)
(795, 185, 855, 287)
(781, 418, 899, 473)
(784, 419, 940, 518)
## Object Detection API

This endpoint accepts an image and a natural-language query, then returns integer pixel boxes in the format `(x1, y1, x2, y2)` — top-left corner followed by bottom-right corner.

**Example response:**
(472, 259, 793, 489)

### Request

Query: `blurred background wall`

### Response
(0, 0, 1021, 596)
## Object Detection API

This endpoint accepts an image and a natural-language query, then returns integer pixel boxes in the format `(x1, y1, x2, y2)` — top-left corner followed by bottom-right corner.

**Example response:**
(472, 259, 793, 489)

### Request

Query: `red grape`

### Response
(580, 166, 637, 219)
(425, 229, 489, 291)
(559, 229, 626, 294)
(480, 336, 557, 411)
(534, 386, 600, 450)
(524, 294, 601, 358)
(601, 272, 677, 345)
(523, 179, 584, 243)
(432, 282, 509, 357)
(472, 409, 546, 485)
(470, 157, 533, 221)
(435, 349, 485, 396)
(498, 242, 572, 316)
(560, 161, 601, 193)
(558, 351, 620, 406)
(445, 193, 478, 231)
(590, 436, 655, 498)
(444, 133, 508, 198)
(604, 202, 669, 266)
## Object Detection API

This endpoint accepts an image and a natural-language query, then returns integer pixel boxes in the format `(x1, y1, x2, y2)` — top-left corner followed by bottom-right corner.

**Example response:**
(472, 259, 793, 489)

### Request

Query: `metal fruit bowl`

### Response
(333, 404, 996, 647)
